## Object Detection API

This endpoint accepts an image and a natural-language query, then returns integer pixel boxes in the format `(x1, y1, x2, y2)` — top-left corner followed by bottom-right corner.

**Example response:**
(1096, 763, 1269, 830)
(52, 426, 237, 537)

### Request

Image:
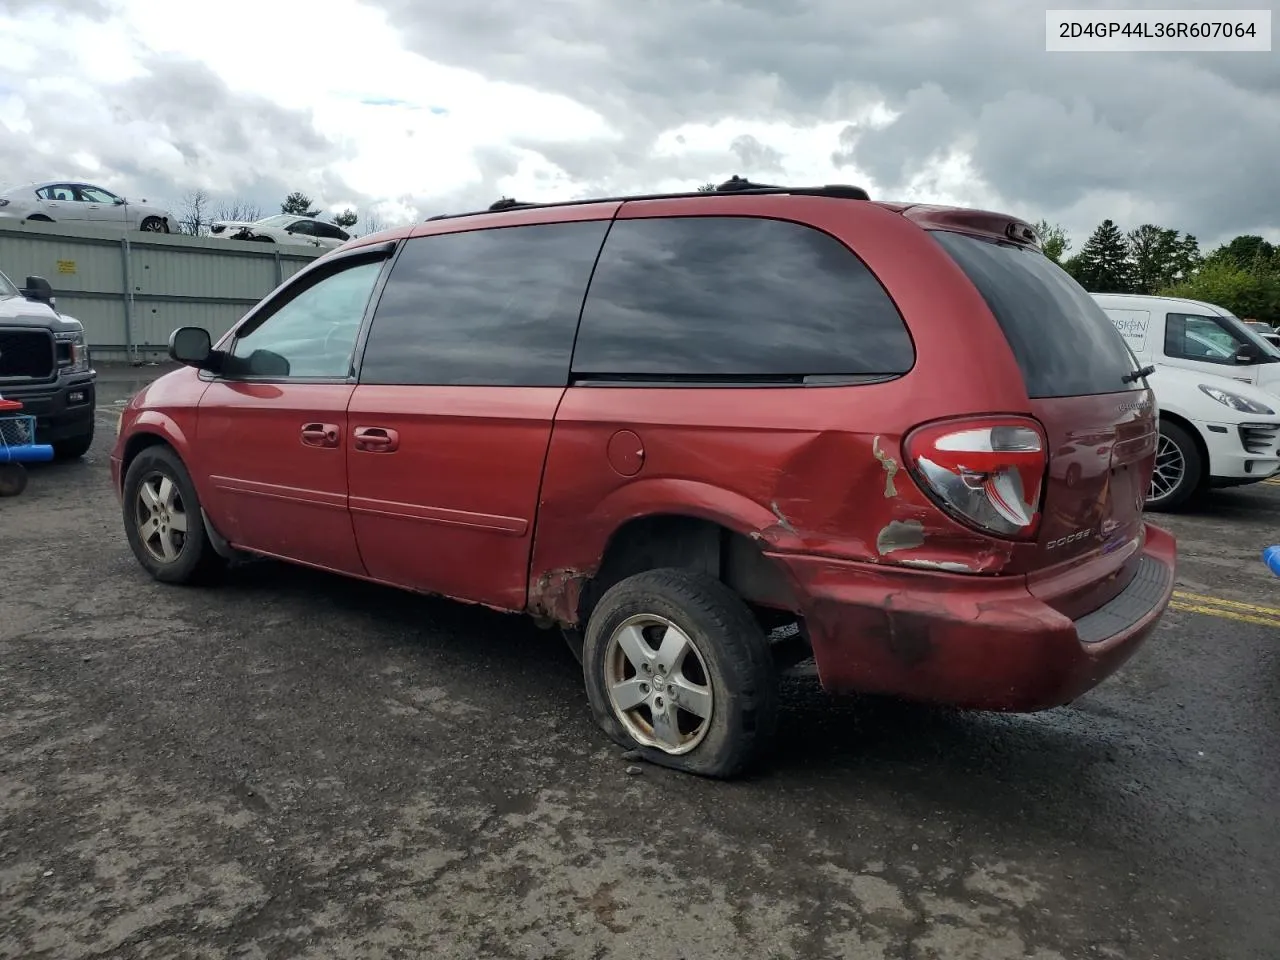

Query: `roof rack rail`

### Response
(488, 197, 534, 212)
(422, 174, 871, 223)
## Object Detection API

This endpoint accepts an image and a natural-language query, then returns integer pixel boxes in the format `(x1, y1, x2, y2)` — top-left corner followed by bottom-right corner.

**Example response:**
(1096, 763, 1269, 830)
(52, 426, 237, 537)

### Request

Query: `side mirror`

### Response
(169, 326, 214, 367)
(114, 197, 126, 205)
(1235, 343, 1260, 364)
(20, 275, 53, 305)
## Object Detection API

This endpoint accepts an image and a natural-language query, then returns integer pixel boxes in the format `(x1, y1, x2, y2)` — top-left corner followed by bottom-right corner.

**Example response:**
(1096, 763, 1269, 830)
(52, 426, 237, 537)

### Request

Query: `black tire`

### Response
(121, 445, 223, 584)
(53, 421, 94, 460)
(581, 568, 779, 779)
(140, 216, 166, 233)
(0, 464, 27, 497)
(1147, 420, 1204, 512)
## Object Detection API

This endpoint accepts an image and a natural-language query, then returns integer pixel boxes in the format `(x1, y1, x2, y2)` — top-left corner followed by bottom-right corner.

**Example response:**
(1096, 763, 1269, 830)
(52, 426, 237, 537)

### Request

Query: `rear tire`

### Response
(1146, 420, 1203, 512)
(121, 445, 224, 584)
(581, 568, 779, 779)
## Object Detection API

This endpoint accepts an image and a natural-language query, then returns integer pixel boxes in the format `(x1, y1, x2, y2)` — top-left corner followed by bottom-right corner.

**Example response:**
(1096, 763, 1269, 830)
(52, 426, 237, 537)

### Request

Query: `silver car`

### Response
(0, 180, 174, 233)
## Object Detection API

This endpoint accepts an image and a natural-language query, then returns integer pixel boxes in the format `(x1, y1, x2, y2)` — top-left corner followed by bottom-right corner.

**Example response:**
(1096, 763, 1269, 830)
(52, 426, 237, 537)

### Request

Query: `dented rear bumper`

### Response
(766, 522, 1176, 712)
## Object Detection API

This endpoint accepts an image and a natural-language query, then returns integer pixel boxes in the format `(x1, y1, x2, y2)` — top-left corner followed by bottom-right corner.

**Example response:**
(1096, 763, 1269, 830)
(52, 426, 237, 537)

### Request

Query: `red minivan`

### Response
(111, 178, 1176, 778)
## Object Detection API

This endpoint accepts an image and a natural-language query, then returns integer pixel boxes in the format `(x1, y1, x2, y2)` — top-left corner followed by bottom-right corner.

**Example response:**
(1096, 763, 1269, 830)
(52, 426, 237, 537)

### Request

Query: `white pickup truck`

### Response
(1091, 293, 1280, 510)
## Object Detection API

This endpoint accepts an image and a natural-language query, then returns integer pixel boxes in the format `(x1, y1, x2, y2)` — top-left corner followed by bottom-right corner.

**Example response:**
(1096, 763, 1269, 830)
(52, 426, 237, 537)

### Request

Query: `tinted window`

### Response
(315, 222, 349, 241)
(359, 220, 610, 386)
(226, 259, 384, 379)
(572, 216, 913, 380)
(931, 231, 1143, 398)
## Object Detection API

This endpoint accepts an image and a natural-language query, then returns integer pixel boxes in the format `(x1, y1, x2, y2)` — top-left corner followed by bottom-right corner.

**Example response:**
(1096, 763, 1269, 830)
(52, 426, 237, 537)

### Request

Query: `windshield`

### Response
(0, 269, 18, 299)
(253, 215, 296, 227)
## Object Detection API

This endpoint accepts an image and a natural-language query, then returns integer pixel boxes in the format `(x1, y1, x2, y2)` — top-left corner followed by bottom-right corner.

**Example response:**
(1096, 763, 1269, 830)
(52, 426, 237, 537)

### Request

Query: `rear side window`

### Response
(931, 230, 1143, 398)
(572, 215, 914, 381)
(359, 220, 610, 386)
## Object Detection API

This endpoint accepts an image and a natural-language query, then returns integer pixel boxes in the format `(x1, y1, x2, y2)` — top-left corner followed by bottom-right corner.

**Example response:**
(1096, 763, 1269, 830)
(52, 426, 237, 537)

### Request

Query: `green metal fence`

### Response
(0, 220, 324, 361)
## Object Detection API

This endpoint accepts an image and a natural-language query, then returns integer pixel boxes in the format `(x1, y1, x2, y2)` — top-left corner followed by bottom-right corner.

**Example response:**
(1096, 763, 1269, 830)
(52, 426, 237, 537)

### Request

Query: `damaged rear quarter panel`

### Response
(526, 380, 1031, 623)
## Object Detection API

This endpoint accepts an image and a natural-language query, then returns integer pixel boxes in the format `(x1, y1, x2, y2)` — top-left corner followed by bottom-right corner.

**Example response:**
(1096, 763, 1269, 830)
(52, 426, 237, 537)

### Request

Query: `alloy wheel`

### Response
(1149, 433, 1185, 503)
(603, 613, 714, 755)
(134, 472, 188, 563)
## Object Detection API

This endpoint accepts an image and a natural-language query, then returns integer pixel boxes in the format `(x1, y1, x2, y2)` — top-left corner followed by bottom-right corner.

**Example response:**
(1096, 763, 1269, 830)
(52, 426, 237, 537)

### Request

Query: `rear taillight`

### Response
(903, 416, 1048, 540)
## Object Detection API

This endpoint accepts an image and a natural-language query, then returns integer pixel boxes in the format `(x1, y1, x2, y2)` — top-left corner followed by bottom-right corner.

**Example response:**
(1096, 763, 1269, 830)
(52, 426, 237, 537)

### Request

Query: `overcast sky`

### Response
(0, 0, 1276, 251)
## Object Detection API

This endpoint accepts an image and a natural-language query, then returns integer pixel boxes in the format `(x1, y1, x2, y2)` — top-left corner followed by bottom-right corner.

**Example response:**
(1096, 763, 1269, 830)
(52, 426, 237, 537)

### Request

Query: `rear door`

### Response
(346, 216, 611, 610)
(195, 244, 393, 574)
(36, 183, 83, 221)
(930, 231, 1157, 588)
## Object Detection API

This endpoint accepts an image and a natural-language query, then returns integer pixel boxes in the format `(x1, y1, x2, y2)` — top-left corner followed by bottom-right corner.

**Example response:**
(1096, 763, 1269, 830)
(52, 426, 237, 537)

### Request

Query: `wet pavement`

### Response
(1, 365, 1277, 959)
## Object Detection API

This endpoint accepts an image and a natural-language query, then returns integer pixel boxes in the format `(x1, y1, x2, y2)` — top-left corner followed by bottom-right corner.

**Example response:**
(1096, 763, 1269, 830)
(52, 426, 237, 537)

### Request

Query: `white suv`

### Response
(1092, 294, 1280, 509)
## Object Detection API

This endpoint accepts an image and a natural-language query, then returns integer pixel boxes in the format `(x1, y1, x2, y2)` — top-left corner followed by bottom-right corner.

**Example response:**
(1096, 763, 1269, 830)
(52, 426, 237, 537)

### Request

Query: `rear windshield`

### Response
(931, 230, 1144, 398)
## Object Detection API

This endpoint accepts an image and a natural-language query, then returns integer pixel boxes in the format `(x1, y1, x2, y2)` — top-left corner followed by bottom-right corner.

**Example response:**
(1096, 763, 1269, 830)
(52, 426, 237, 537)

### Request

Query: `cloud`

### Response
(0, 0, 1275, 249)
(369, 0, 1280, 244)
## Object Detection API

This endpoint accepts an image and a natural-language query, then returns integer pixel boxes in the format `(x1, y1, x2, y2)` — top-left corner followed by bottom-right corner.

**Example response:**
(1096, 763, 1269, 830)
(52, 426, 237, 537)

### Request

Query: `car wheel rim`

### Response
(1149, 434, 1185, 502)
(135, 472, 188, 563)
(142, 220, 161, 231)
(603, 613, 713, 755)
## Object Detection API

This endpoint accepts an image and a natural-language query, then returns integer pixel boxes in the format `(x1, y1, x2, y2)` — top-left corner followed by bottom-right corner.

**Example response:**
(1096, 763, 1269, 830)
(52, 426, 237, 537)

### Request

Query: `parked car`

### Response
(0, 268, 97, 458)
(1092, 293, 1280, 398)
(0, 181, 173, 233)
(1243, 320, 1280, 348)
(112, 179, 1176, 778)
(208, 214, 350, 249)
(1094, 294, 1280, 508)
(1115, 361, 1276, 509)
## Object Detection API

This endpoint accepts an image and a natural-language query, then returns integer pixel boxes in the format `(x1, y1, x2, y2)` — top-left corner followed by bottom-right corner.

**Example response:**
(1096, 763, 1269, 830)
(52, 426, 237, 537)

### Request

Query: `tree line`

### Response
(1037, 218, 1280, 324)
(176, 189, 381, 237)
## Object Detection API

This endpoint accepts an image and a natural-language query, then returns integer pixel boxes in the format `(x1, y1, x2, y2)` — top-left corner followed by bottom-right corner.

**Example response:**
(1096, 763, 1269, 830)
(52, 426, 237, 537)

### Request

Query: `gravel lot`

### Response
(2, 365, 1278, 960)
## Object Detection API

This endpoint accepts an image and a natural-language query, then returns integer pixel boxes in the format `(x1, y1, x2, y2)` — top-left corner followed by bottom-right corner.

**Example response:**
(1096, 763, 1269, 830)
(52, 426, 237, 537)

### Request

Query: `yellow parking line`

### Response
(1170, 591, 1280, 628)
(1264, 476, 1280, 486)
(1173, 591, 1280, 615)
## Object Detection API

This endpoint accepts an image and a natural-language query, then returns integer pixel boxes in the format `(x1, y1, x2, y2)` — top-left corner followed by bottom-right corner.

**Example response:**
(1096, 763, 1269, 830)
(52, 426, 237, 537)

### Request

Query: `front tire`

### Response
(53, 421, 94, 460)
(121, 445, 223, 583)
(140, 216, 166, 233)
(581, 568, 779, 779)
(0, 464, 27, 497)
(1147, 420, 1203, 512)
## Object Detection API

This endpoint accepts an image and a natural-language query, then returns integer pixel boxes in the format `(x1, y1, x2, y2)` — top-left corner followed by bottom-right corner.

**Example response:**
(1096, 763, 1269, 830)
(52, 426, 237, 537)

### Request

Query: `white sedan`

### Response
(208, 214, 350, 250)
(0, 181, 174, 233)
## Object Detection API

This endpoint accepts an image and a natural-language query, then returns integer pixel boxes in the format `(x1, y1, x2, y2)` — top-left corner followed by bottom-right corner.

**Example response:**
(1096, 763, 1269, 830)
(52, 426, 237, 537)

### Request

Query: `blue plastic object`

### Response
(0, 442, 53, 463)
(1264, 546, 1280, 578)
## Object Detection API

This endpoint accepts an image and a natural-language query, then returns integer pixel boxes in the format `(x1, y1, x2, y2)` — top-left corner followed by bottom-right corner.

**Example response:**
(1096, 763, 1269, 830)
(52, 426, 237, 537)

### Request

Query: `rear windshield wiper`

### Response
(1122, 364, 1156, 384)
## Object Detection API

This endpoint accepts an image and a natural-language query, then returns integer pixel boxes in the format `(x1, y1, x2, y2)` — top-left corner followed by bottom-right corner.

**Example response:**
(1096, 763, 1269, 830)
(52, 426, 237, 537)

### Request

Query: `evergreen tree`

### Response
(1072, 219, 1135, 292)
(281, 191, 321, 217)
